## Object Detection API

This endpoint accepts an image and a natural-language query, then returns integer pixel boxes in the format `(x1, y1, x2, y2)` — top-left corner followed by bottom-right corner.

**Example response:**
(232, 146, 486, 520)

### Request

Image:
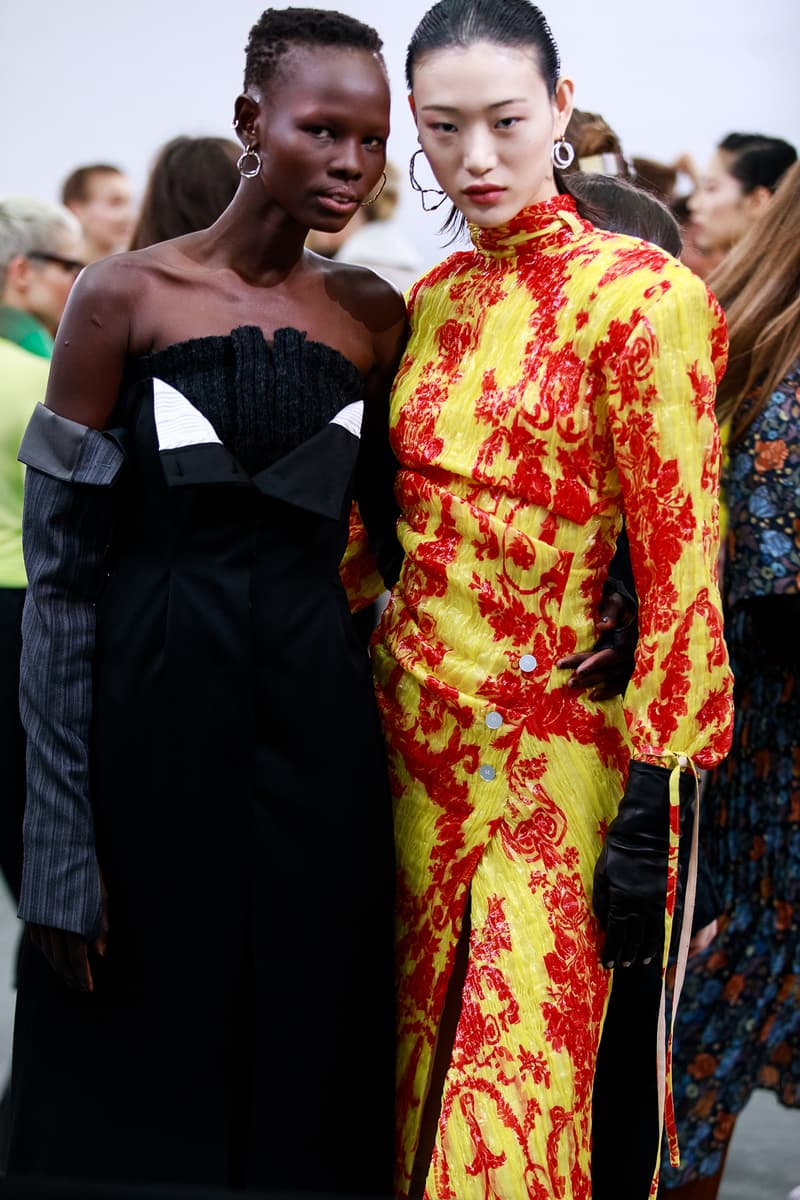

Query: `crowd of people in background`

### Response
(0, 2, 797, 1198)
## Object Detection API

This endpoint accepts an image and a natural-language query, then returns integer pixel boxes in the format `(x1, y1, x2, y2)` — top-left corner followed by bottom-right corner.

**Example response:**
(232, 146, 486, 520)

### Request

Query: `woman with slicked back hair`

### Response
(688, 131, 797, 258)
(7, 7, 405, 1192)
(371, 1, 733, 1196)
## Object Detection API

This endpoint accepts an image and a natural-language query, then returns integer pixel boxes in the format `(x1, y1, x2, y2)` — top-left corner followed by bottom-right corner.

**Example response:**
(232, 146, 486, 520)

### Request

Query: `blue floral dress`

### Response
(661, 361, 800, 1186)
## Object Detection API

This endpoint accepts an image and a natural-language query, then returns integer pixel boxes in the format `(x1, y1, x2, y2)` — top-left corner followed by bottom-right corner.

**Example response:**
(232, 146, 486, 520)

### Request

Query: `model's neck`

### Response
(193, 183, 310, 283)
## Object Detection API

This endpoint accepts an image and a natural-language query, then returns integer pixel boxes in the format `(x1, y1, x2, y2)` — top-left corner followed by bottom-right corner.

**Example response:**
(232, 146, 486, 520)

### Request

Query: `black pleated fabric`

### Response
(128, 326, 364, 474)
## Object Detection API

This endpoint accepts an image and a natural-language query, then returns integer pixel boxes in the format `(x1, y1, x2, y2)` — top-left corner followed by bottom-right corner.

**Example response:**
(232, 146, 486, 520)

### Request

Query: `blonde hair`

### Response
(710, 160, 800, 442)
(0, 196, 81, 274)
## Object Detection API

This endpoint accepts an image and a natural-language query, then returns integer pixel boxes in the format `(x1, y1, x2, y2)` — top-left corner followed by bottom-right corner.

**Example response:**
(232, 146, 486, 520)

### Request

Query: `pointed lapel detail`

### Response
(150, 376, 362, 517)
(253, 402, 363, 520)
(152, 378, 249, 488)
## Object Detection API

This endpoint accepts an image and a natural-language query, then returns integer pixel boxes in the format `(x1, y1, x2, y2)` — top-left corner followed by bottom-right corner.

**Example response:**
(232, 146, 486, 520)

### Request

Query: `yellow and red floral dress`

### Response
(372, 195, 734, 1200)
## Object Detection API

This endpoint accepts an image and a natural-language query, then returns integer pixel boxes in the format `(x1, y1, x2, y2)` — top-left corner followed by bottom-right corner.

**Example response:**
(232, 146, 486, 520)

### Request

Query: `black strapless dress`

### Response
(8, 327, 396, 1195)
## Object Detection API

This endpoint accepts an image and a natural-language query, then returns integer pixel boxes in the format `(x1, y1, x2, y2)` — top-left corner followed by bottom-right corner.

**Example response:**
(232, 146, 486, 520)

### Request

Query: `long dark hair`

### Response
(405, 0, 600, 236)
(718, 132, 796, 195)
(568, 174, 681, 256)
(129, 137, 241, 250)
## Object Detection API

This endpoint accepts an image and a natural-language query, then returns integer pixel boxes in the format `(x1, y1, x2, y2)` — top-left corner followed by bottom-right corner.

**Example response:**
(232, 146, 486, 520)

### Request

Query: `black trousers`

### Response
(592, 958, 663, 1200)
(0, 588, 25, 902)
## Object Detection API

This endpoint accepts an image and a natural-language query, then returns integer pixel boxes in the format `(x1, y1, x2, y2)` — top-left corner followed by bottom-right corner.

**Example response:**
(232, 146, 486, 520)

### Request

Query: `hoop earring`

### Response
(361, 172, 387, 207)
(552, 137, 575, 170)
(409, 149, 447, 212)
(237, 144, 262, 179)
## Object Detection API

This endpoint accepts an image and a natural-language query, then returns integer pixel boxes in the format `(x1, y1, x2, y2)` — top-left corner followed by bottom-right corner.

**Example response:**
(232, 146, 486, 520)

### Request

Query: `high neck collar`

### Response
(469, 193, 585, 260)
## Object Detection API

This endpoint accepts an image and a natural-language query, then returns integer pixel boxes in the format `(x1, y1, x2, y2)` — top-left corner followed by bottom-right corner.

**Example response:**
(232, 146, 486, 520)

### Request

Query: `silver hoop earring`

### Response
(409, 148, 447, 212)
(361, 172, 387, 207)
(237, 144, 262, 178)
(552, 137, 575, 170)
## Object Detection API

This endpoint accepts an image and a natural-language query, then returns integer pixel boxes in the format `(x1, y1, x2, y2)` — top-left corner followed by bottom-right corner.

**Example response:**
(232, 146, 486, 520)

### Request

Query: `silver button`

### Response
(485, 711, 503, 730)
(519, 654, 538, 673)
(479, 764, 496, 782)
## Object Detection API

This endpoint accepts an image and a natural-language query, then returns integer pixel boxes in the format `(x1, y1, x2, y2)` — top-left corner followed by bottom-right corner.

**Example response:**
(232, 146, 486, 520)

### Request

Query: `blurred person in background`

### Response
(659, 160, 800, 1200)
(0, 196, 83, 1154)
(0, 196, 84, 901)
(0, 197, 84, 356)
(669, 194, 723, 282)
(564, 112, 683, 257)
(307, 160, 423, 292)
(61, 163, 135, 262)
(686, 132, 796, 261)
(632, 156, 680, 201)
(129, 136, 241, 250)
(624, 154, 722, 281)
(564, 107, 633, 178)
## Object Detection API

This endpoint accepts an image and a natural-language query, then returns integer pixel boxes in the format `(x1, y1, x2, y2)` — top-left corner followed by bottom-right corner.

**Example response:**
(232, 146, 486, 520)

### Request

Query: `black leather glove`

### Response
(593, 760, 694, 969)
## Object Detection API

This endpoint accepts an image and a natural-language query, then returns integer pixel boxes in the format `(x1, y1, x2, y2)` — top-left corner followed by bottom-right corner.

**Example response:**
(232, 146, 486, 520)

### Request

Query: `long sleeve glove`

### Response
(593, 760, 694, 969)
(17, 404, 125, 938)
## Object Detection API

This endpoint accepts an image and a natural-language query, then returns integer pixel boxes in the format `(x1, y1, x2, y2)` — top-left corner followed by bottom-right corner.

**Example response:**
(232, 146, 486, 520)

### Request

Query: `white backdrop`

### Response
(1, 0, 797, 270)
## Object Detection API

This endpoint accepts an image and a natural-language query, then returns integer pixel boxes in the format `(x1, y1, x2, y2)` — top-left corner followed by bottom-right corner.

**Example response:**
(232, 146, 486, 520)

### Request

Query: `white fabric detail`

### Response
(153, 378, 222, 451)
(330, 401, 363, 439)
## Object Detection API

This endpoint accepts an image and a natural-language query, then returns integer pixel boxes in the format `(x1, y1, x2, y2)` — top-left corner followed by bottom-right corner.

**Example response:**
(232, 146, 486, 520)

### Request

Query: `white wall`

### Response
(1, 0, 797, 271)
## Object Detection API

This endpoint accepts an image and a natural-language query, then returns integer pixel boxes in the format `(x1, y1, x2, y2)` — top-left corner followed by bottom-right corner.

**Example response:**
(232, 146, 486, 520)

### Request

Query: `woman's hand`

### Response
(557, 580, 638, 700)
(28, 872, 109, 992)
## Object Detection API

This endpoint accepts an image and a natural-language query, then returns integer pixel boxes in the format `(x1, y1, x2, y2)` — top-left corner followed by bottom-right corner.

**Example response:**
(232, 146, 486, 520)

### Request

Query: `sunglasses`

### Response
(27, 251, 86, 276)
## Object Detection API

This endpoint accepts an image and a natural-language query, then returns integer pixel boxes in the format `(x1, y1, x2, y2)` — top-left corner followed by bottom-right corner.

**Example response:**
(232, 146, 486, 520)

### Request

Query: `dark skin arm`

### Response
(557, 523, 639, 699)
(43, 255, 134, 427)
(28, 873, 110, 993)
(557, 587, 637, 700)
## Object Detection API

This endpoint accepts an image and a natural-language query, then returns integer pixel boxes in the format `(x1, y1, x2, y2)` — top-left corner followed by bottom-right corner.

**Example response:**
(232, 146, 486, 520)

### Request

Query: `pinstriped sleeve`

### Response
(18, 404, 125, 938)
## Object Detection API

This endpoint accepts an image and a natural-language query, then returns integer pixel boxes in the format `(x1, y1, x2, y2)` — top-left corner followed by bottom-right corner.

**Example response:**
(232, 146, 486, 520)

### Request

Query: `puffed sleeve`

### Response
(607, 271, 734, 769)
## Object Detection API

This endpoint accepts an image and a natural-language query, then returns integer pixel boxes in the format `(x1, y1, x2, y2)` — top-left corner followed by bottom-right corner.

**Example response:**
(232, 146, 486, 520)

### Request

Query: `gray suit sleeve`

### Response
(17, 404, 125, 938)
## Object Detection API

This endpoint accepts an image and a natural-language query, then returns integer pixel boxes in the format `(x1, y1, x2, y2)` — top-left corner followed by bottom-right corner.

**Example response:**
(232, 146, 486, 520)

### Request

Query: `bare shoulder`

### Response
(45, 252, 158, 427)
(60, 250, 154, 324)
(310, 253, 407, 333)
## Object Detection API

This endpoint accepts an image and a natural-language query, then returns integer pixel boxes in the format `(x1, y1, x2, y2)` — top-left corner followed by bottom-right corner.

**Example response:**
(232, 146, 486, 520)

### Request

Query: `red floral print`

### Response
(374, 194, 733, 1198)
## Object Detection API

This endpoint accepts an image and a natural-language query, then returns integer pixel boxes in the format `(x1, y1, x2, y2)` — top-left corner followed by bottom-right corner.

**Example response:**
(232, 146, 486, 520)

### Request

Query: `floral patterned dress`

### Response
(372, 195, 734, 1200)
(661, 361, 800, 1188)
